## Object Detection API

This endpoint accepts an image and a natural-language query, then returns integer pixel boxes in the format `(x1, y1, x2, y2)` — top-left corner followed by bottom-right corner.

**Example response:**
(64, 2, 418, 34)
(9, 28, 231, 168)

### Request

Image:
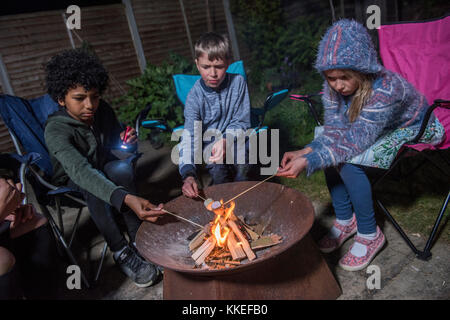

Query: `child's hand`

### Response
(182, 176, 199, 198)
(209, 138, 226, 163)
(120, 127, 138, 145)
(124, 194, 165, 222)
(276, 156, 308, 178)
(279, 147, 312, 169)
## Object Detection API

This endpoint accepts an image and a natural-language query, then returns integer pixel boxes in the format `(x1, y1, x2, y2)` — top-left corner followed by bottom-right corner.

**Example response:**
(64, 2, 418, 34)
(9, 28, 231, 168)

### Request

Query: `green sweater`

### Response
(44, 101, 126, 206)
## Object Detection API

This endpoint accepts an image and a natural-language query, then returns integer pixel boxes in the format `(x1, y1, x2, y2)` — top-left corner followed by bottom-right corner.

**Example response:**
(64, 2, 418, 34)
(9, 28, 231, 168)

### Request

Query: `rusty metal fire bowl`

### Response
(136, 181, 315, 276)
(137, 181, 342, 299)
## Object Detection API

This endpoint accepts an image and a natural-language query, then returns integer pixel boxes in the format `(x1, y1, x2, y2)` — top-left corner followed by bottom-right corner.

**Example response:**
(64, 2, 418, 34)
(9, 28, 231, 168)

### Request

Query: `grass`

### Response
(280, 166, 449, 244)
(371, 154, 450, 243)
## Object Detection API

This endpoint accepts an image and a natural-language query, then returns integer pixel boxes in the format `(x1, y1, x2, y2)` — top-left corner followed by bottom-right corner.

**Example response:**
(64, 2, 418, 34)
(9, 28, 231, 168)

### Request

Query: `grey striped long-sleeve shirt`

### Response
(179, 73, 251, 180)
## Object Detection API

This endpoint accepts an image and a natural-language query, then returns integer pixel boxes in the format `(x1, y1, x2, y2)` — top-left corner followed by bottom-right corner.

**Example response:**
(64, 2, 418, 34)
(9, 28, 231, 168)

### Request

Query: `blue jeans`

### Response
(324, 164, 377, 234)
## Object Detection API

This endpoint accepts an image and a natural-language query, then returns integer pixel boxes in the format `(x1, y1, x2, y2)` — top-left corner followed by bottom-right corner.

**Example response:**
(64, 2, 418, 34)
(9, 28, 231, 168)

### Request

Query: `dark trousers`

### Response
(206, 136, 252, 185)
(206, 163, 251, 185)
(0, 222, 59, 299)
(67, 159, 141, 252)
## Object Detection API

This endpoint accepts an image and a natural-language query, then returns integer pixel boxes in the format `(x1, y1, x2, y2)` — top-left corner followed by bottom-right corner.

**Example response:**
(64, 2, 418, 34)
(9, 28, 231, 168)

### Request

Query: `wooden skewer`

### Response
(161, 209, 203, 229)
(223, 173, 276, 206)
(197, 195, 207, 201)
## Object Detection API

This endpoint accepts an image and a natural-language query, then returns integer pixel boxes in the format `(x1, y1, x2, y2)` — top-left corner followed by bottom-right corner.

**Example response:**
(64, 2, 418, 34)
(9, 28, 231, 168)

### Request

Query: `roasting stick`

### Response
(161, 209, 203, 229)
(223, 173, 277, 206)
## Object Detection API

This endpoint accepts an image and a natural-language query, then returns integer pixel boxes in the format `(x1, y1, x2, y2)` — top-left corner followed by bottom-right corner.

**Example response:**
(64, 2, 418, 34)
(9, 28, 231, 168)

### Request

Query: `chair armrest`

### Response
(47, 186, 82, 197)
(411, 100, 450, 144)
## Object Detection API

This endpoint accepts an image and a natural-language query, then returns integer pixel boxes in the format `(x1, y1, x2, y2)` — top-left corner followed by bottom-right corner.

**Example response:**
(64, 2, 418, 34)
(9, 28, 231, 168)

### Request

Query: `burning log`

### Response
(192, 237, 217, 265)
(226, 231, 246, 261)
(189, 230, 207, 251)
(189, 199, 282, 269)
(209, 259, 241, 266)
(227, 219, 256, 261)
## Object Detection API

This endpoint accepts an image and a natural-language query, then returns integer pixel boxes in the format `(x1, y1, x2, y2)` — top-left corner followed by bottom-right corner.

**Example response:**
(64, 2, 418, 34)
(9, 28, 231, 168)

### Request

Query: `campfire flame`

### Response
(213, 222, 230, 247)
(190, 197, 282, 269)
(211, 200, 234, 247)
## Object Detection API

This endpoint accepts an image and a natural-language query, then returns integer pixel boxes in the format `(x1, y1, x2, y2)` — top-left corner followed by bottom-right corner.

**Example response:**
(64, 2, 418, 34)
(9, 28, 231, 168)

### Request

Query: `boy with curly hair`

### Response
(44, 48, 165, 287)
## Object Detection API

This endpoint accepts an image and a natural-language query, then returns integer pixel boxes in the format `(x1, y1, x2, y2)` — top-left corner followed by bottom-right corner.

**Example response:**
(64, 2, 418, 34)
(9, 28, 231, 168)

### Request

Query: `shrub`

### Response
(231, 0, 329, 91)
(113, 53, 197, 140)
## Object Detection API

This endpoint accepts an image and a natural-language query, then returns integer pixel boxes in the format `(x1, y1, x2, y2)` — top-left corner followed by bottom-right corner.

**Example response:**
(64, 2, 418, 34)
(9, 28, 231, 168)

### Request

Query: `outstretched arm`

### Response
(124, 194, 165, 223)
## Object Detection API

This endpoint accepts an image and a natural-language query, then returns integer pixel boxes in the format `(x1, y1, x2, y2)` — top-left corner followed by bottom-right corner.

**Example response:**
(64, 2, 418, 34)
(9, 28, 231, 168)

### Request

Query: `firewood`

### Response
(194, 237, 217, 265)
(208, 259, 224, 264)
(186, 229, 201, 241)
(192, 237, 214, 261)
(227, 220, 256, 261)
(234, 219, 252, 241)
(250, 235, 283, 250)
(226, 231, 246, 261)
(216, 260, 240, 265)
(253, 223, 264, 236)
(189, 231, 207, 251)
(237, 215, 257, 229)
(244, 225, 260, 241)
(215, 251, 232, 258)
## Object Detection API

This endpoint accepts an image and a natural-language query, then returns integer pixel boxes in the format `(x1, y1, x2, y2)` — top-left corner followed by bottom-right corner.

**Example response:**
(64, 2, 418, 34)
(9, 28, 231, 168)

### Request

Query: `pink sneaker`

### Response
(338, 226, 386, 271)
(318, 215, 357, 253)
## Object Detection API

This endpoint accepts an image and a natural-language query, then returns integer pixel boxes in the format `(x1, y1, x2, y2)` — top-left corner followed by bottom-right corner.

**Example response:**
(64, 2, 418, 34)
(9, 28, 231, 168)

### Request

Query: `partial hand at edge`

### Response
(0, 179, 23, 221)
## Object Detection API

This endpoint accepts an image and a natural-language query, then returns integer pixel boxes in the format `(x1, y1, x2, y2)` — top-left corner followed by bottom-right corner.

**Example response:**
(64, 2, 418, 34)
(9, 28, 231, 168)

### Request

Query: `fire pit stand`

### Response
(136, 181, 341, 300)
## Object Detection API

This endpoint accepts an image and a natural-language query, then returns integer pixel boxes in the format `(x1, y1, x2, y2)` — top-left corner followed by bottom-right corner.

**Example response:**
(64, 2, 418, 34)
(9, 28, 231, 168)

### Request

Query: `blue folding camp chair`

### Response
(0, 94, 130, 287)
(136, 60, 289, 145)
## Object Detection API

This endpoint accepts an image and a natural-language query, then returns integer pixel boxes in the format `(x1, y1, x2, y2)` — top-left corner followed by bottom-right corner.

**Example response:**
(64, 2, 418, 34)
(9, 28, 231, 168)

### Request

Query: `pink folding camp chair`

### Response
(374, 15, 450, 260)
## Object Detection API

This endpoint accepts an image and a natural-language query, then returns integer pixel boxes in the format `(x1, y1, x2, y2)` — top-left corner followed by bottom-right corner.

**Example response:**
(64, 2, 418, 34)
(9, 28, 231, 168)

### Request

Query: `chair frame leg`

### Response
(422, 191, 450, 256)
(94, 243, 108, 283)
(68, 207, 84, 248)
(375, 198, 422, 257)
(376, 190, 449, 261)
(39, 203, 91, 288)
(373, 148, 450, 261)
(55, 196, 64, 237)
(372, 146, 450, 261)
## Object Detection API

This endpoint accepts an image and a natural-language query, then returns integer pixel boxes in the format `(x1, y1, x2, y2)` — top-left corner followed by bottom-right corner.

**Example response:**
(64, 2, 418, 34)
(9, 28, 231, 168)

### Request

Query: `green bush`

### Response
(231, 1, 329, 151)
(231, 0, 329, 90)
(261, 72, 323, 151)
(231, 0, 284, 87)
(113, 53, 197, 140)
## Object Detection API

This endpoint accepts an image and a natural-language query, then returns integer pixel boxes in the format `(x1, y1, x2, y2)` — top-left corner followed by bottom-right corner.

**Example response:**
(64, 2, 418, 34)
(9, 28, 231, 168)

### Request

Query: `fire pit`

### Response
(136, 181, 341, 299)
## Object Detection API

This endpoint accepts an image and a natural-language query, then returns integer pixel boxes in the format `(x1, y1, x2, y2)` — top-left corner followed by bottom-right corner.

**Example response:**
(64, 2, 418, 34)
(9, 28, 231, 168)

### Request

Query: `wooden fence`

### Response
(0, 0, 233, 152)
